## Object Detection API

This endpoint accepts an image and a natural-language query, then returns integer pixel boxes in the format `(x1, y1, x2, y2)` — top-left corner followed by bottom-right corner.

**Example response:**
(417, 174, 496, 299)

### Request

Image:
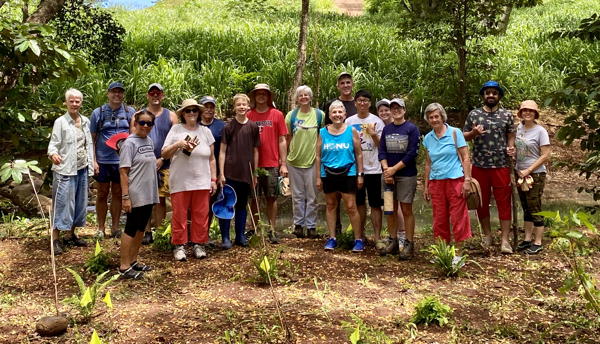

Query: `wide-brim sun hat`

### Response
(518, 100, 540, 119)
(212, 185, 237, 220)
(176, 99, 202, 116)
(249, 83, 273, 102)
(106, 132, 129, 151)
(479, 80, 505, 98)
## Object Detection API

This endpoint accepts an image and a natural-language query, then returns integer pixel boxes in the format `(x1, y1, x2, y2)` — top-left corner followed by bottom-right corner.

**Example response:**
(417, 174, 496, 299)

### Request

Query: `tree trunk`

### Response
(496, 5, 513, 35)
(26, 0, 66, 24)
(456, 0, 468, 125)
(287, 0, 310, 111)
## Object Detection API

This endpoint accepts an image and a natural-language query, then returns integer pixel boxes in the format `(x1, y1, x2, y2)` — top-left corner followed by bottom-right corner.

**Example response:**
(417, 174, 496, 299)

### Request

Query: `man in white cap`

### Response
(137, 83, 178, 245)
(90, 81, 135, 239)
(247, 83, 288, 242)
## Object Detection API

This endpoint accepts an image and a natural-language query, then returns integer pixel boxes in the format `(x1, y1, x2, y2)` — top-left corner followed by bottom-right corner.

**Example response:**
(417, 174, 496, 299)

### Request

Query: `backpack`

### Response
(452, 128, 482, 210)
(289, 108, 324, 133)
(97, 104, 136, 132)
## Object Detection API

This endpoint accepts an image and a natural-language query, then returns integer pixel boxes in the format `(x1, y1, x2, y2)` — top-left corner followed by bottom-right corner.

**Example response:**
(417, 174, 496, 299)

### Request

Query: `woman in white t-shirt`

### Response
(162, 99, 217, 261)
(514, 100, 551, 254)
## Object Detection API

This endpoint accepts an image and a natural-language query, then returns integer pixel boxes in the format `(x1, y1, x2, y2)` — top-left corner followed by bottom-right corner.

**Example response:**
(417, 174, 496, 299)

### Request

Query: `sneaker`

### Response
(501, 241, 513, 254)
(525, 244, 543, 255)
(398, 237, 406, 251)
(52, 240, 63, 256)
(516, 240, 532, 251)
(173, 245, 187, 261)
(65, 235, 87, 247)
(398, 240, 414, 260)
(293, 224, 305, 238)
(110, 229, 122, 239)
(375, 239, 388, 252)
(351, 239, 365, 252)
(141, 231, 153, 245)
(119, 267, 143, 280)
(384, 237, 399, 255)
(192, 244, 207, 259)
(268, 231, 280, 244)
(324, 238, 337, 250)
(306, 227, 318, 239)
(481, 235, 493, 250)
(452, 255, 466, 268)
(95, 230, 105, 240)
(221, 239, 233, 250)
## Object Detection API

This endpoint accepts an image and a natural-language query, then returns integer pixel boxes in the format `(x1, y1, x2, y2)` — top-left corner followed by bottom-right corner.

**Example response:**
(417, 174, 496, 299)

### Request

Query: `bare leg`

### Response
(266, 197, 277, 230)
(371, 207, 382, 241)
(341, 193, 361, 240)
(500, 219, 511, 245)
(119, 233, 136, 270)
(129, 231, 145, 264)
(400, 202, 415, 241)
(357, 204, 367, 239)
(110, 182, 122, 234)
(533, 226, 544, 246)
(96, 182, 110, 234)
(479, 216, 492, 239)
(324, 193, 339, 238)
(523, 221, 533, 242)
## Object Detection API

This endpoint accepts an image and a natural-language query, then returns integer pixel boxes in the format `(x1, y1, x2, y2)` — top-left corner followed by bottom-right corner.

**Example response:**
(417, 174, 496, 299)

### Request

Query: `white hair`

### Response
(295, 85, 313, 100)
(65, 88, 83, 101)
(329, 100, 345, 113)
(423, 102, 447, 122)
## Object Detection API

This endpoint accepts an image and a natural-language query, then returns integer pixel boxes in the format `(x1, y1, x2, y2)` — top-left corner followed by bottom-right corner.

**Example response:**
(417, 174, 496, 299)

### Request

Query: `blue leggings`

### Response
(218, 179, 251, 242)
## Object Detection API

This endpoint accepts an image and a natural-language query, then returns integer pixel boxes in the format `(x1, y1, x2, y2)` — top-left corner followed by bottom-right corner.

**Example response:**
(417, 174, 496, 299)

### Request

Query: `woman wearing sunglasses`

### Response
(161, 99, 217, 261)
(118, 110, 159, 279)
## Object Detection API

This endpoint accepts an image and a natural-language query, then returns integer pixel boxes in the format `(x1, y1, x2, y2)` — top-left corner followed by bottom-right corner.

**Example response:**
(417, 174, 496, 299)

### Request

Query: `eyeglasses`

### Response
(356, 99, 371, 104)
(148, 91, 163, 97)
(137, 120, 155, 127)
(184, 108, 199, 114)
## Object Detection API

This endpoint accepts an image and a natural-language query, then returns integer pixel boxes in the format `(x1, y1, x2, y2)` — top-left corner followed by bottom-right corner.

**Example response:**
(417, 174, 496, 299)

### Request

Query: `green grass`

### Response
(35, 0, 600, 123)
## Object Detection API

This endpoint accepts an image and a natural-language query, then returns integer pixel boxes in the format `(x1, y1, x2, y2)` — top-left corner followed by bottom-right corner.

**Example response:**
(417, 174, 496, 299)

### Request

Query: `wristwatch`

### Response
(357, 172, 364, 177)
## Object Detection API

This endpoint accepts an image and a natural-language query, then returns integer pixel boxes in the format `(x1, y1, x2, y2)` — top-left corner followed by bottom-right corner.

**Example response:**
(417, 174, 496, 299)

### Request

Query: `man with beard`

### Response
(463, 81, 516, 254)
(138, 83, 178, 244)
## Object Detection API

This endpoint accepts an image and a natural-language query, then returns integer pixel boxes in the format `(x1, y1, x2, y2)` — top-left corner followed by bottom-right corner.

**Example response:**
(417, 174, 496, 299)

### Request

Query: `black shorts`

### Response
(356, 174, 383, 207)
(94, 163, 120, 183)
(124, 204, 154, 237)
(322, 175, 357, 194)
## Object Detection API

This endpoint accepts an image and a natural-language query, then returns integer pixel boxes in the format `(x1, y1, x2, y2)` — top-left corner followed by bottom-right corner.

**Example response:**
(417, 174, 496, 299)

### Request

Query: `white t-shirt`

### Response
(163, 124, 215, 194)
(345, 113, 385, 174)
(515, 123, 550, 173)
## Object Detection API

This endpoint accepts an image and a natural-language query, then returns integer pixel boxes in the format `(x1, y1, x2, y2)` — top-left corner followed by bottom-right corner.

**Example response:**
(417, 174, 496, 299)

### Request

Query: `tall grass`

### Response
(36, 0, 600, 122)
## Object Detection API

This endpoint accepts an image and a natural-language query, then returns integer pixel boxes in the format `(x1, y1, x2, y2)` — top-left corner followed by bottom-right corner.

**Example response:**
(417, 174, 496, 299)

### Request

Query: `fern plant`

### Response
(426, 239, 467, 277)
(410, 296, 452, 326)
(84, 241, 111, 275)
(63, 268, 117, 322)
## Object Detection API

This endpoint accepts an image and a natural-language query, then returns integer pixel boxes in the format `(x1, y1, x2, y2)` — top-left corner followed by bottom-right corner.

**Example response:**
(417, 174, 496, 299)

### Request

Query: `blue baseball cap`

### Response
(200, 96, 216, 105)
(108, 82, 125, 91)
(479, 80, 504, 98)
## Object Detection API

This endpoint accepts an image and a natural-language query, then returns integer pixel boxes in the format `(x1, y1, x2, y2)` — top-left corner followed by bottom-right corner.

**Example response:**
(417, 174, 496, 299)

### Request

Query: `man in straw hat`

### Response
(463, 80, 516, 254)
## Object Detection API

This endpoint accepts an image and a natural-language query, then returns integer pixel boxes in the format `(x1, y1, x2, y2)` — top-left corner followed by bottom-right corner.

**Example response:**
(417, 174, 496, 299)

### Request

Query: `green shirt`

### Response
(285, 108, 324, 168)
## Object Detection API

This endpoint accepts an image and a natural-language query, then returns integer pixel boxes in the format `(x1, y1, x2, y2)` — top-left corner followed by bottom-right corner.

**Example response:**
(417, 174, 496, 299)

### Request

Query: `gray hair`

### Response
(423, 102, 447, 122)
(329, 100, 346, 114)
(295, 85, 313, 101)
(65, 88, 83, 101)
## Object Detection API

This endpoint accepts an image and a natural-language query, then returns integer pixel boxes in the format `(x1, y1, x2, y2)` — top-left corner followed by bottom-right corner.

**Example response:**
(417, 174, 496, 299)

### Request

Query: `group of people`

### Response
(47, 73, 551, 279)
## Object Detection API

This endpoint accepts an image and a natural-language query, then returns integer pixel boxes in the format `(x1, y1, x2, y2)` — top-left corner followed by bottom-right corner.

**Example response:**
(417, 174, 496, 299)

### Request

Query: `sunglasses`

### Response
(137, 120, 155, 127)
(148, 91, 163, 97)
(184, 108, 199, 114)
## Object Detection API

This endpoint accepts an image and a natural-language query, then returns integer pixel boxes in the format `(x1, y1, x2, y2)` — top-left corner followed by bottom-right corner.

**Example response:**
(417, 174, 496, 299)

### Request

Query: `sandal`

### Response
(131, 261, 153, 272)
(119, 267, 144, 280)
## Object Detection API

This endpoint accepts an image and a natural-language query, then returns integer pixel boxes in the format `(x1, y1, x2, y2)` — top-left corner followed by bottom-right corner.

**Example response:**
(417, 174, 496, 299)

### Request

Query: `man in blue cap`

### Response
(90, 82, 135, 239)
(463, 81, 516, 254)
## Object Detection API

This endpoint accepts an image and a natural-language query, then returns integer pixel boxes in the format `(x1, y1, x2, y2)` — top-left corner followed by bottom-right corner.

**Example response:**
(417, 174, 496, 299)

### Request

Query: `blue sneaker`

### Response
(352, 239, 365, 252)
(324, 238, 337, 250)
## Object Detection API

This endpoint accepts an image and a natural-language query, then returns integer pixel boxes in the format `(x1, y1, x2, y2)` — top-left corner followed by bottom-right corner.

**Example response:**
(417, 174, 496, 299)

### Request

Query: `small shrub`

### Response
(152, 223, 174, 252)
(410, 296, 452, 326)
(63, 268, 117, 322)
(337, 224, 355, 250)
(426, 239, 467, 277)
(341, 315, 394, 344)
(253, 253, 280, 285)
(84, 241, 112, 275)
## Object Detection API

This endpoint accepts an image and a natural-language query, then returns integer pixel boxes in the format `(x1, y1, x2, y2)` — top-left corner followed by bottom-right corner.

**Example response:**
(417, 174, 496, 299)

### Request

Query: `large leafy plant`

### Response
(63, 268, 117, 322)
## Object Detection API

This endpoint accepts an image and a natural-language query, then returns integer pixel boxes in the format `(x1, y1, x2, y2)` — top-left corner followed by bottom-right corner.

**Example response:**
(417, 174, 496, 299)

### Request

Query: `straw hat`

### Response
(517, 100, 540, 119)
(176, 99, 203, 116)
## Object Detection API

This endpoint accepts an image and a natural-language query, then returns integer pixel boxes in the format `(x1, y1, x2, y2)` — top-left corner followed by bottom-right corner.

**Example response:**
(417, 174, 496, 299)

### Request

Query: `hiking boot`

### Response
(516, 240, 532, 252)
(65, 235, 87, 247)
(324, 238, 337, 250)
(173, 245, 187, 261)
(398, 240, 414, 260)
(141, 231, 153, 245)
(525, 244, 543, 255)
(481, 235, 493, 250)
(95, 230, 105, 240)
(268, 231, 280, 244)
(52, 240, 63, 256)
(192, 244, 207, 259)
(375, 239, 388, 253)
(293, 224, 305, 238)
(351, 239, 365, 253)
(110, 228, 122, 239)
(306, 228, 318, 239)
(384, 237, 399, 255)
(501, 241, 513, 254)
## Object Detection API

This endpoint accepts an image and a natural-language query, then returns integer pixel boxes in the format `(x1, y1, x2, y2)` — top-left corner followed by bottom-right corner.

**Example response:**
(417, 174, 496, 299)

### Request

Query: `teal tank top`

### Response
(319, 125, 357, 177)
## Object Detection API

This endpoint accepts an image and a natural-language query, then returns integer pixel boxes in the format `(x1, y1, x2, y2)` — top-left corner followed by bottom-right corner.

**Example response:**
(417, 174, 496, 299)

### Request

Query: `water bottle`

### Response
(383, 183, 394, 215)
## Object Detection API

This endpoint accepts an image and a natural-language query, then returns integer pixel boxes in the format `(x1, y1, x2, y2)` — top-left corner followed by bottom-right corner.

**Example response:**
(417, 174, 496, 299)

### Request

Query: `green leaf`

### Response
(66, 267, 87, 294)
(17, 114, 25, 122)
(566, 231, 583, 239)
(89, 329, 103, 344)
(102, 291, 113, 309)
(94, 241, 102, 256)
(534, 211, 560, 220)
(16, 40, 30, 52)
(55, 47, 72, 60)
(80, 287, 92, 307)
(11, 170, 22, 184)
(29, 165, 42, 174)
(28, 40, 41, 56)
(0, 168, 11, 183)
(350, 326, 360, 344)
(259, 256, 271, 273)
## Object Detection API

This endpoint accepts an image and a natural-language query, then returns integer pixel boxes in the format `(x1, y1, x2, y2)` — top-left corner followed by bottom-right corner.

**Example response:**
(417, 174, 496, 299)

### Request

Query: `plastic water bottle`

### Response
(383, 183, 394, 215)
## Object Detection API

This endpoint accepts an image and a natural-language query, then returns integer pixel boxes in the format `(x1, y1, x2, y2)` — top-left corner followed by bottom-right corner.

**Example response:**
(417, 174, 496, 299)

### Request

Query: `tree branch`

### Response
(26, 0, 66, 24)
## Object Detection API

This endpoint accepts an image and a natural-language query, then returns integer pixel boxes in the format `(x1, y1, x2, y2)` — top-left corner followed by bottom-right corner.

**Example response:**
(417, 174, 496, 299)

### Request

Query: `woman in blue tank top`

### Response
(316, 100, 364, 252)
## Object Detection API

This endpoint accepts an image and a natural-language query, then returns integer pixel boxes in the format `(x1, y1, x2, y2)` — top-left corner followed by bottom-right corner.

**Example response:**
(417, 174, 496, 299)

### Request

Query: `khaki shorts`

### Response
(394, 175, 417, 204)
(251, 167, 279, 198)
(158, 169, 170, 198)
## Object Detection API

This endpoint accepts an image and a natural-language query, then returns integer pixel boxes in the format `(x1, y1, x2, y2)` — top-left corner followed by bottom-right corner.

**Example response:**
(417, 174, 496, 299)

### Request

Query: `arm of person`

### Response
(507, 131, 516, 157)
(424, 151, 431, 201)
(119, 167, 131, 213)
(161, 140, 187, 159)
(315, 134, 322, 191)
(170, 110, 179, 124)
(352, 128, 364, 188)
(218, 141, 227, 186)
(458, 145, 472, 196)
(278, 135, 288, 177)
(209, 144, 217, 194)
(519, 145, 551, 178)
(252, 146, 259, 187)
(91, 132, 99, 174)
(48, 119, 62, 165)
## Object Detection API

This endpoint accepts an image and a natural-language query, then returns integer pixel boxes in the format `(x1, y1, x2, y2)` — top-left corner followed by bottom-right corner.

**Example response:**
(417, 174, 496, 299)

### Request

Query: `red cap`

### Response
(106, 132, 129, 151)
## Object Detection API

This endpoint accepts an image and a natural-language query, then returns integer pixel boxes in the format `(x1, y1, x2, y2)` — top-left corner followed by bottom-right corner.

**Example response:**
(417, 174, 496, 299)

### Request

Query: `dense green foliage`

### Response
(410, 296, 452, 326)
(53, 0, 126, 64)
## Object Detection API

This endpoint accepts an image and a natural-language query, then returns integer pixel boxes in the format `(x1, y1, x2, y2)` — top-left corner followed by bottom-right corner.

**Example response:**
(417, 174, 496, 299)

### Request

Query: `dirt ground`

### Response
(334, 0, 364, 16)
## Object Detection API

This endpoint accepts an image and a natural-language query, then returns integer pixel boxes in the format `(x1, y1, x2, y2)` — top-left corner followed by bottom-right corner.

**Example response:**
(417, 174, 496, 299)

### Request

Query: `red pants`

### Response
(171, 190, 210, 245)
(428, 178, 472, 243)
(471, 166, 512, 221)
